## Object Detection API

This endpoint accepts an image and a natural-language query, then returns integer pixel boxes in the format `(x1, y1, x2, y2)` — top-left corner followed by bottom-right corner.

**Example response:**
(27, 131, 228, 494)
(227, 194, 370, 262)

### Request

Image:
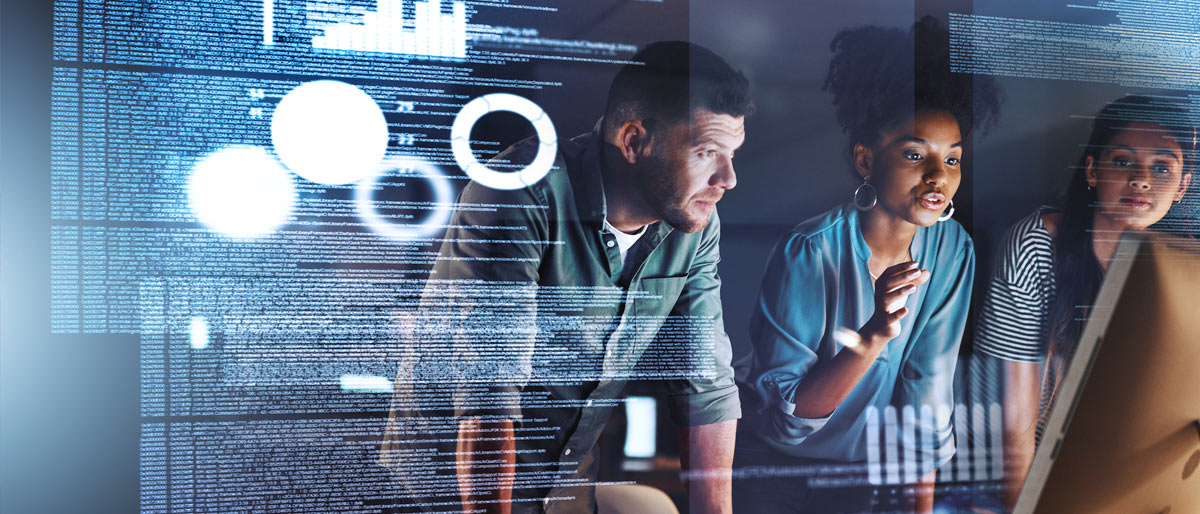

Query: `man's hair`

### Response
(823, 16, 1002, 154)
(602, 41, 754, 138)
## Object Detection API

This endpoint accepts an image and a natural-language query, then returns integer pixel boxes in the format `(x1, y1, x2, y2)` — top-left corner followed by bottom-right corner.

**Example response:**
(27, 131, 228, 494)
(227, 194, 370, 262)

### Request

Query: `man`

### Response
(380, 41, 753, 514)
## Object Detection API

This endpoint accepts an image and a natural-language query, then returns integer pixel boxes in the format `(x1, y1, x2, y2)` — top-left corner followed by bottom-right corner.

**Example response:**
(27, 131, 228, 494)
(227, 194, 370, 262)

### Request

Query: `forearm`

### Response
(457, 417, 516, 514)
(679, 419, 736, 514)
(913, 469, 936, 513)
(1001, 361, 1040, 508)
(791, 331, 888, 418)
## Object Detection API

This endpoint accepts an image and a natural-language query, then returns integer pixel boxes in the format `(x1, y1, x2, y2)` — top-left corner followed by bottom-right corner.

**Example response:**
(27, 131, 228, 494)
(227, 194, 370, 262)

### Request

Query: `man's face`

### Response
(636, 110, 745, 233)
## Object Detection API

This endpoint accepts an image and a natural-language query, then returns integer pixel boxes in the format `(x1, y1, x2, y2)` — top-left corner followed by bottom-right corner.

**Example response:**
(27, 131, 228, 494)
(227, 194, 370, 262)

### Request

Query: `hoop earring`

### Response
(938, 200, 956, 222)
(853, 178, 877, 211)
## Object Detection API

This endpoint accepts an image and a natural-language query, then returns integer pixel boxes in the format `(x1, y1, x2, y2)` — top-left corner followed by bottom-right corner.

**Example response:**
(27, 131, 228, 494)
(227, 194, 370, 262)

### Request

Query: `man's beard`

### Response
(634, 153, 710, 233)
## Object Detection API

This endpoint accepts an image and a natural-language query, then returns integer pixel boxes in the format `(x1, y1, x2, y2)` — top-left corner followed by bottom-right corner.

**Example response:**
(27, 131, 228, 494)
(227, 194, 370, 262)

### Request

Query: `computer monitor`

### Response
(1015, 233, 1200, 513)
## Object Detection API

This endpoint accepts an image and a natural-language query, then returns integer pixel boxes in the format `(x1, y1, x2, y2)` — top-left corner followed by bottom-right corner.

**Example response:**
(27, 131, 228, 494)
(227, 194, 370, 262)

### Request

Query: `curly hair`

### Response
(823, 16, 1002, 157)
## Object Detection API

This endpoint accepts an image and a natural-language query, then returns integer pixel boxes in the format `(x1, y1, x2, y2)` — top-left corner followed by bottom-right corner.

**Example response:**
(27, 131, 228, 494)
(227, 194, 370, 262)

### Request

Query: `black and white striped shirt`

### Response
(975, 209, 1058, 442)
(976, 209, 1056, 363)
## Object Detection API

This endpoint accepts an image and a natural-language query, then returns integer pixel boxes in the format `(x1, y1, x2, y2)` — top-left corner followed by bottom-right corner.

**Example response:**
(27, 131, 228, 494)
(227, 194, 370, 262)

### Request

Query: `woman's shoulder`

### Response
(1003, 208, 1057, 250)
(778, 204, 854, 256)
(993, 208, 1057, 280)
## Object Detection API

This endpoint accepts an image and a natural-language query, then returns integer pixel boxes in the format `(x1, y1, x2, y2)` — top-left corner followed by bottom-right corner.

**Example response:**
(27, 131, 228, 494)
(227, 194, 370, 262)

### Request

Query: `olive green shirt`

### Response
(380, 132, 740, 513)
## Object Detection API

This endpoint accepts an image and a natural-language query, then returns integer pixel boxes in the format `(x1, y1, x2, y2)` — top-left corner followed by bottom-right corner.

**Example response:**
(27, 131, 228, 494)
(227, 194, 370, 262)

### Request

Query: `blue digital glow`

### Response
(449, 93, 558, 190)
(270, 80, 390, 185)
(623, 396, 657, 458)
(338, 374, 394, 393)
(354, 156, 455, 241)
(189, 316, 210, 350)
(188, 145, 296, 239)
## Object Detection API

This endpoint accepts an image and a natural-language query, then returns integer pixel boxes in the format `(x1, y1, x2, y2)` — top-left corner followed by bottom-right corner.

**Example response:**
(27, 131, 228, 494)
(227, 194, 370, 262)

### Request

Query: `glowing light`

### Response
(339, 374, 393, 393)
(189, 316, 210, 350)
(271, 80, 389, 185)
(355, 156, 454, 240)
(450, 93, 557, 190)
(623, 396, 657, 458)
(188, 146, 295, 239)
(834, 327, 862, 349)
(311, 0, 468, 59)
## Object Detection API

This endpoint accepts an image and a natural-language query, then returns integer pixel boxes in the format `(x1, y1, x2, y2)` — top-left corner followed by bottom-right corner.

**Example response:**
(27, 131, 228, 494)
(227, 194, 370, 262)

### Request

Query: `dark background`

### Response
(0, 0, 1173, 512)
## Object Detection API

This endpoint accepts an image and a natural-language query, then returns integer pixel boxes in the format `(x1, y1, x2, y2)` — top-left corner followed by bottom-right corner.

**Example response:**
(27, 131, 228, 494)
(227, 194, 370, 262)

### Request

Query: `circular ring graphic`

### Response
(355, 156, 455, 241)
(450, 93, 558, 190)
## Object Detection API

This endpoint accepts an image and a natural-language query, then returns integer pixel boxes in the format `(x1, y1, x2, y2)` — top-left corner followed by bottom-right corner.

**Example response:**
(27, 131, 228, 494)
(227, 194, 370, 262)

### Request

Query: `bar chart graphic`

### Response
(311, 0, 469, 58)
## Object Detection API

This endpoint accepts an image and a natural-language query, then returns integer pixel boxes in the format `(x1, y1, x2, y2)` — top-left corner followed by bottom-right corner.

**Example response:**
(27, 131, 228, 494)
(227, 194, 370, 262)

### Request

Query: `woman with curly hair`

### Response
(734, 17, 1000, 512)
(974, 94, 1195, 508)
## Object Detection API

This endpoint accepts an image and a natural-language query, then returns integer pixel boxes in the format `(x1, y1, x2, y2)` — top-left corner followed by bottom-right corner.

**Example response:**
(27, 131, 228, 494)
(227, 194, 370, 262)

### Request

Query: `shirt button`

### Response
(606, 240, 615, 248)
(564, 448, 572, 455)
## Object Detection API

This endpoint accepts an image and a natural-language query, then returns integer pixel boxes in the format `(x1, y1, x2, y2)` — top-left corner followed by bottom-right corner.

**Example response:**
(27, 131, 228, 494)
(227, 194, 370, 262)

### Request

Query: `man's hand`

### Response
(679, 419, 736, 514)
(457, 417, 516, 514)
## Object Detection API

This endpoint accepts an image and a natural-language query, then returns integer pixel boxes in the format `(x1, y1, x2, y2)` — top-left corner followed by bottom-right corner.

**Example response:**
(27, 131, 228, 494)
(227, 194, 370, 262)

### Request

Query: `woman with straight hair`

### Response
(974, 94, 1196, 508)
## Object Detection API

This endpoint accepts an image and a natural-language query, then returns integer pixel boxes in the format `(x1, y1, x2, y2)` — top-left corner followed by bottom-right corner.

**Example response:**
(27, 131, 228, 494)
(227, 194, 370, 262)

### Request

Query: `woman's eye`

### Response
(1112, 158, 1132, 167)
(944, 156, 960, 166)
(903, 151, 922, 161)
(1151, 163, 1170, 174)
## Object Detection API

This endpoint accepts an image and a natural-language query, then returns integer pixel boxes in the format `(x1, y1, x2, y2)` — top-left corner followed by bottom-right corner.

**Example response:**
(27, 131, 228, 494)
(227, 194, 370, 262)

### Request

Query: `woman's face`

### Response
(856, 110, 963, 227)
(1087, 122, 1191, 231)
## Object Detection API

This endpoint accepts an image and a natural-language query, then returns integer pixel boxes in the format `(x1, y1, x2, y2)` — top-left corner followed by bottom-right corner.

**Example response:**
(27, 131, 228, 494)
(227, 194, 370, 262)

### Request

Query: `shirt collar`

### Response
(846, 202, 925, 264)
(569, 123, 675, 245)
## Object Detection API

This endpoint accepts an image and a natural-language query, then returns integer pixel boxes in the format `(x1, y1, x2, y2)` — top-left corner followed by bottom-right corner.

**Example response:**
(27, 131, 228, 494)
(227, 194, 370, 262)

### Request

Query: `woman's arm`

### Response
(791, 260, 929, 418)
(1001, 359, 1040, 507)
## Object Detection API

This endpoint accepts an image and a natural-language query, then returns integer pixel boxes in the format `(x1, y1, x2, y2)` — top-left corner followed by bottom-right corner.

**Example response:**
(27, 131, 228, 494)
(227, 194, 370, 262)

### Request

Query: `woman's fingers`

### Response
(879, 261, 929, 294)
(882, 284, 916, 313)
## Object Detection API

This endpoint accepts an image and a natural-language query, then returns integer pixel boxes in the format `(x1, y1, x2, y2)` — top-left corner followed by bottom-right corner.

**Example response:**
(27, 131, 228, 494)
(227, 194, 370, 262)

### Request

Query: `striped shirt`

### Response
(976, 209, 1055, 362)
(974, 208, 1057, 442)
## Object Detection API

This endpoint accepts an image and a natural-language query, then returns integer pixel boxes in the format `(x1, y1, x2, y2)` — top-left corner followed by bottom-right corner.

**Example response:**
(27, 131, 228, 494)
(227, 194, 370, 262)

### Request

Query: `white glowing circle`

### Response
(449, 93, 557, 190)
(271, 80, 389, 185)
(188, 146, 295, 239)
(356, 156, 455, 240)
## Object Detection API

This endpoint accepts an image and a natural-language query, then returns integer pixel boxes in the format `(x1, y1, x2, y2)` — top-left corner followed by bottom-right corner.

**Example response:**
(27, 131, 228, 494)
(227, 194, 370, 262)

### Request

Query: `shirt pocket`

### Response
(635, 274, 688, 313)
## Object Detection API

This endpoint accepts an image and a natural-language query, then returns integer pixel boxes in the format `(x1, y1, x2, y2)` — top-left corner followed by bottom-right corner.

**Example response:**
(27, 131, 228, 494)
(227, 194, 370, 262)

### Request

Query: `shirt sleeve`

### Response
(975, 214, 1051, 363)
(745, 231, 834, 443)
(660, 211, 742, 427)
(406, 177, 549, 419)
(891, 234, 975, 473)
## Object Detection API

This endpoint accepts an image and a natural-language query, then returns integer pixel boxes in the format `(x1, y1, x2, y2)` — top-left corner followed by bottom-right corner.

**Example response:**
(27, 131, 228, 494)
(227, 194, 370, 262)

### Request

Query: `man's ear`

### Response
(1084, 155, 1098, 189)
(852, 143, 872, 180)
(614, 120, 652, 165)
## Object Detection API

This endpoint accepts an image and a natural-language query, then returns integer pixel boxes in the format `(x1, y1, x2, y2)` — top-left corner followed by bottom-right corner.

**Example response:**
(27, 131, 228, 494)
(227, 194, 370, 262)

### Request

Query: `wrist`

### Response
(835, 327, 888, 356)
(856, 328, 891, 352)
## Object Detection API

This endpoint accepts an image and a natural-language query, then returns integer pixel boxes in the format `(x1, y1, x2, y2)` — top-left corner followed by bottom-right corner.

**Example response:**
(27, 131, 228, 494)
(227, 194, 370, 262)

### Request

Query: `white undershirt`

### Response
(603, 218, 648, 265)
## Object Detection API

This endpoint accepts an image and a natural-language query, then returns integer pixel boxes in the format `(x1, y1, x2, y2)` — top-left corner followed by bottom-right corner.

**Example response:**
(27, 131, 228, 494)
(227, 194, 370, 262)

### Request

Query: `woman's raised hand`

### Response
(861, 261, 929, 347)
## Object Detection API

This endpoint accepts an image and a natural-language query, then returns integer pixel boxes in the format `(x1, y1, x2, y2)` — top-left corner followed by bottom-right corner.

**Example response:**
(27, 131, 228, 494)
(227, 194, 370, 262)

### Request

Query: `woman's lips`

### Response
(1119, 196, 1151, 209)
(918, 192, 946, 211)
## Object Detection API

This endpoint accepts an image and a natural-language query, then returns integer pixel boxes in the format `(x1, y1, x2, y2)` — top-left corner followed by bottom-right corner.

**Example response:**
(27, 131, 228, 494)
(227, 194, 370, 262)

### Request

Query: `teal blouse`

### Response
(740, 204, 974, 472)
